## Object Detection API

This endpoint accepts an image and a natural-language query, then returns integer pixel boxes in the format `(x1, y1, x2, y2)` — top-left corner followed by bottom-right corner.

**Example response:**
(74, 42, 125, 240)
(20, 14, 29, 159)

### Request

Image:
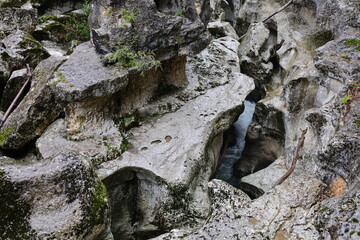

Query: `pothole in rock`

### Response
(212, 99, 285, 199)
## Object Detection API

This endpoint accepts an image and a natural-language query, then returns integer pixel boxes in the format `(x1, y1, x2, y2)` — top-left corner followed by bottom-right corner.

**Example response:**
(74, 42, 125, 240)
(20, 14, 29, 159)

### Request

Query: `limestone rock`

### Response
(2, 30, 50, 68)
(207, 21, 239, 39)
(241, 156, 287, 192)
(52, 42, 128, 102)
(89, 0, 210, 60)
(0, 8, 38, 34)
(96, 36, 255, 238)
(315, 182, 360, 239)
(209, 0, 236, 24)
(0, 68, 28, 111)
(238, 22, 274, 82)
(0, 56, 65, 150)
(0, 152, 111, 240)
(154, 174, 326, 239)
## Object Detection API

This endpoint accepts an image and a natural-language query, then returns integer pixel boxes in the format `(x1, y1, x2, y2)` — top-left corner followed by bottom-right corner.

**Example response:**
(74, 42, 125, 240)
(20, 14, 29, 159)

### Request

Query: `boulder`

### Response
(241, 156, 287, 192)
(0, 8, 38, 34)
(89, 0, 210, 60)
(207, 21, 239, 39)
(2, 30, 50, 68)
(0, 152, 111, 240)
(238, 22, 274, 82)
(0, 68, 28, 111)
(52, 42, 128, 103)
(0, 55, 65, 150)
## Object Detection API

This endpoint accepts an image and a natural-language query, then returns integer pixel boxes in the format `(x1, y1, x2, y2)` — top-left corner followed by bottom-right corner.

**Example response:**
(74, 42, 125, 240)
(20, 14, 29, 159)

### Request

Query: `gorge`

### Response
(0, 0, 359, 240)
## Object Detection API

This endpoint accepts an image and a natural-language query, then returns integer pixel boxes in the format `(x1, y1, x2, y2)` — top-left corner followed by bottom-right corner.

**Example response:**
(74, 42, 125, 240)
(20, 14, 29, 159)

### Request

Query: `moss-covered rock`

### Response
(2, 30, 50, 68)
(0, 152, 111, 239)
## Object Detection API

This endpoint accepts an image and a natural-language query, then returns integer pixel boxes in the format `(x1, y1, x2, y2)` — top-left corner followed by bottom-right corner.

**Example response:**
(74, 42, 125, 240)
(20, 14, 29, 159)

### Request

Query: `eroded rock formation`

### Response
(0, 0, 359, 239)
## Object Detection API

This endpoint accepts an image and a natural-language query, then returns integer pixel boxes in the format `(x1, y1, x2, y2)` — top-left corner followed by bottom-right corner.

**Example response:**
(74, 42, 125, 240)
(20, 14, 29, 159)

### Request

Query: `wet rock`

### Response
(2, 30, 50, 68)
(155, 174, 326, 239)
(0, 68, 28, 111)
(52, 42, 128, 102)
(0, 152, 111, 240)
(0, 8, 38, 34)
(89, 0, 210, 60)
(207, 21, 239, 39)
(0, 55, 65, 150)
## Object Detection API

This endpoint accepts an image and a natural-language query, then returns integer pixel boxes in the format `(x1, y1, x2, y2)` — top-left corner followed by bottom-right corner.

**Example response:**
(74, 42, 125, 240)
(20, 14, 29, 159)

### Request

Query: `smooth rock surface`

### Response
(52, 42, 128, 102)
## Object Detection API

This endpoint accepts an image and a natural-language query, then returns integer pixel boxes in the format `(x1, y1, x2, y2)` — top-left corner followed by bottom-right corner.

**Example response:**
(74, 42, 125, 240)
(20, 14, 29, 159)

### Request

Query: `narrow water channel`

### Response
(213, 100, 256, 188)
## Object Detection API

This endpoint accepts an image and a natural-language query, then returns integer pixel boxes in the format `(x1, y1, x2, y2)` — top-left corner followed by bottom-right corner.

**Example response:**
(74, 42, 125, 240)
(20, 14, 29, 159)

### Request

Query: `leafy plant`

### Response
(341, 96, 352, 105)
(174, 9, 185, 16)
(105, 45, 161, 75)
(345, 39, 360, 51)
(121, 9, 136, 22)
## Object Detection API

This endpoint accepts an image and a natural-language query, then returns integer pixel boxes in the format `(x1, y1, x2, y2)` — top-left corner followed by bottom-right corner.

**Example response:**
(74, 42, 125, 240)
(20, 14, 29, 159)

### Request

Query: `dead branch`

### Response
(238, 0, 294, 41)
(273, 128, 308, 187)
(0, 64, 33, 128)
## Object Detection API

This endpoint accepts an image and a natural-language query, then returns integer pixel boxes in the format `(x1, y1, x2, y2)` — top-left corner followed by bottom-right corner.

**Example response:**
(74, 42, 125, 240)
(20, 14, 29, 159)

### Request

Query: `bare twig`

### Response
(238, 0, 294, 41)
(273, 128, 308, 187)
(262, 0, 294, 23)
(0, 64, 33, 128)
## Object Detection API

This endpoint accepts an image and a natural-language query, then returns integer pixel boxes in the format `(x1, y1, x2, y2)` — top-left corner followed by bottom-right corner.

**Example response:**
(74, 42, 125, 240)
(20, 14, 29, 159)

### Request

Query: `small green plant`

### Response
(345, 39, 360, 51)
(340, 53, 351, 61)
(121, 9, 136, 22)
(106, 9, 114, 15)
(341, 96, 352, 105)
(38, 15, 57, 23)
(51, 71, 69, 86)
(105, 45, 161, 75)
(174, 9, 185, 16)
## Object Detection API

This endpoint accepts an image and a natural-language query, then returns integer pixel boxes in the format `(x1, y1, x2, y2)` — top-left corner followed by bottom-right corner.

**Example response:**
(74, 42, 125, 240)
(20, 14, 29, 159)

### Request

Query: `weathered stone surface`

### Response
(207, 21, 239, 39)
(238, 22, 274, 82)
(0, 8, 38, 34)
(315, 182, 360, 239)
(2, 30, 50, 68)
(89, 0, 210, 60)
(96, 36, 254, 238)
(0, 152, 111, 240)
(0, 55, 65, 150)
(154, 174, 326, 239)
(0, 68, 27, 111)
(210, 0, 236, 23)
(52, 42, 128, 102)
(241, 156, 287, 192)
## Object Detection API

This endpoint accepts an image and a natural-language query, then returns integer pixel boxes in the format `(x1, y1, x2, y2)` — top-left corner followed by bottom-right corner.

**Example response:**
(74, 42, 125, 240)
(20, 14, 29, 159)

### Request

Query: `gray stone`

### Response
(2, 30, 50, 68)
(0, 8, 38, 34)
(154, 174, 326, 239)
(207, 21, 239, 39)
(238, 22, 274, 82)
(0, 55, 65, 150)
(241, 156, 287, 192)
(0, 68, 28, 111)
(52, 42, 128, 102)
(89, 0, 210, 60)
(0, 152, 111, 240)
(96, 36, 254, 238)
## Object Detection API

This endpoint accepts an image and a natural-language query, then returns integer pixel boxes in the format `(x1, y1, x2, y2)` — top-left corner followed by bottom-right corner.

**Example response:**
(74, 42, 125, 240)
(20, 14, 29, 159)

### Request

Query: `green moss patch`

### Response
(0, 127, 14, 146)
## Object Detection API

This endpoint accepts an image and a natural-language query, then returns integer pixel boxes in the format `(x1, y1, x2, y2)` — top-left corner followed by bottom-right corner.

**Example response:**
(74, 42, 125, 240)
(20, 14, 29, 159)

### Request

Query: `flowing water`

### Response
(213, 100, 256, 187)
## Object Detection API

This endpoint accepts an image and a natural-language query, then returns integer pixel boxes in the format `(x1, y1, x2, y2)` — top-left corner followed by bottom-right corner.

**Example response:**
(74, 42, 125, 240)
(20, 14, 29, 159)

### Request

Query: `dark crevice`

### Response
(0, 139, 38, 160)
